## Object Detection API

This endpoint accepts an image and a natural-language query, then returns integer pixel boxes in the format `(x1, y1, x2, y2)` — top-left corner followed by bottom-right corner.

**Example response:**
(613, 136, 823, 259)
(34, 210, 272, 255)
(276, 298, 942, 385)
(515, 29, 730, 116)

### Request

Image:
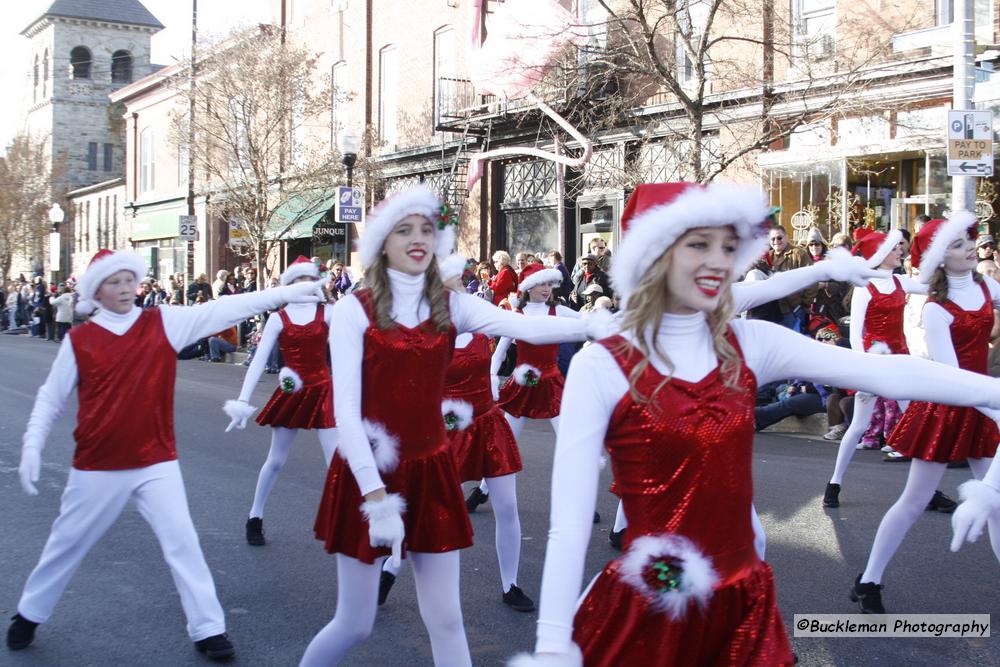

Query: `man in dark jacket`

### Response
(186, 273, 213, 304)
(570, 254, 613, 310)
(754, 225, 815, 331)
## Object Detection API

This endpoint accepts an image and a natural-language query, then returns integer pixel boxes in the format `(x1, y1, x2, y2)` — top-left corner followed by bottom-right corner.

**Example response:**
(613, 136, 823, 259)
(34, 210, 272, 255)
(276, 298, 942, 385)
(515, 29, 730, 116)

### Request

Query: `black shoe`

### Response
(609, 529, 624, 551)
(378, 571, 396, 606)
(849, 574, 885, 614)
(593, 511, 601, 524)
(823, 483, 841, 508)
(6, 614, 38, 650)
(502, 584, 535, 612)
(194, 633, 235, 661)
(245, 517, 265, 546)
(926, 490, 958, 514)
(466, 487, 489, 513)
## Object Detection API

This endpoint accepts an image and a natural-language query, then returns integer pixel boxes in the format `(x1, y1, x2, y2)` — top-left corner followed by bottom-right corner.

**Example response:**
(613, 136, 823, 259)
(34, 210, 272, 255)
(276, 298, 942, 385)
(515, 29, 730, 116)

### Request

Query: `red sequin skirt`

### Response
(573, 559, 793, 667)
(256, 379, 335, 430)
(448, 403, 522, 482)
(313, 443, 473, 564)
(889, 401, 999, 463)
(497, 368, 564, 419)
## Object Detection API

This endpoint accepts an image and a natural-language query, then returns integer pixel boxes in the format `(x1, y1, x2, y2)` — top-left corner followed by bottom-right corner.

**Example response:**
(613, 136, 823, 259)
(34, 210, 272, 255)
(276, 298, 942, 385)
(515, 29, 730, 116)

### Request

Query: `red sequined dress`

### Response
(314, 289, 473, 563)
(497, 305, 564, 419)
(863, 276, 909, 354)
(256, 305, 335, 429)
(444, 333, 522, 482)
(572, 334, 794, 667)
(889, 282, 998, 462)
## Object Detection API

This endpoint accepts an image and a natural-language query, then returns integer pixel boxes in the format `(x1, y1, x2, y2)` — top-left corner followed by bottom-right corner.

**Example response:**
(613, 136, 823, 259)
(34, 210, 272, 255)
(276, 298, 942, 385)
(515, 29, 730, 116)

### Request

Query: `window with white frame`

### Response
(936, 0, 954, 24)
(331, 61, 347, 149)
(793, 0, 836, 63)
(379, 45, 398, 148)
(139, 127, 155, 193)
(433, 27, 456, 128)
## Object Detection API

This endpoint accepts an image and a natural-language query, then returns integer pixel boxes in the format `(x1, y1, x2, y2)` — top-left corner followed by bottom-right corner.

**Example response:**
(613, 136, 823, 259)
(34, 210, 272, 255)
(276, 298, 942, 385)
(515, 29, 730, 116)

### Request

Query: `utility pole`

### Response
(952, 0, 977, 214)
(185, 0, 198, 300)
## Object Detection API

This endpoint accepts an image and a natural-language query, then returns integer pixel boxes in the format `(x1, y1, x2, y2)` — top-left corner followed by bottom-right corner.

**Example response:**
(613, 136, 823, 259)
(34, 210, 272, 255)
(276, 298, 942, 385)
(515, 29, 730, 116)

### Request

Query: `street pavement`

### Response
(0, 333, 997, 666)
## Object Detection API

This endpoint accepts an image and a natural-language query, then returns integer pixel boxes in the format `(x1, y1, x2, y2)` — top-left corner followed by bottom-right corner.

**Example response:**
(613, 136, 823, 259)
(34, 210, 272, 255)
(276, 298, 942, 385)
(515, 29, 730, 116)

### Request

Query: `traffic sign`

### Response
(178, 215, 198, 241)
(334, 186, 364, 224)
(947, 110, 994, 177)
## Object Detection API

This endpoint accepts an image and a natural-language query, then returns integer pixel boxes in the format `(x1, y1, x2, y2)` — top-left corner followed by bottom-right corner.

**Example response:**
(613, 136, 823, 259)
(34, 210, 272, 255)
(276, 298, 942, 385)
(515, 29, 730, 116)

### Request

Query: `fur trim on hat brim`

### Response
(438, 254, 468, 282)
(918, 212, 978, 283)
(611, 183, 771, 304)
(75, 251, 148, 308)
(281, 262, 320, 285)
(357, 185, 452, 268)
(518, 268, 562, 292)
(866, 229, 903, 269)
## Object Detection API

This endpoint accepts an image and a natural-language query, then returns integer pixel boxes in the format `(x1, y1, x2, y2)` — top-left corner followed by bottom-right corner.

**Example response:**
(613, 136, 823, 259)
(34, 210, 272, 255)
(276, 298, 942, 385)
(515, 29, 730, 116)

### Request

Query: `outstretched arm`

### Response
(451, 292, 586, 343)
(733, 254, 885, 312)
(236, 315, 282, 403)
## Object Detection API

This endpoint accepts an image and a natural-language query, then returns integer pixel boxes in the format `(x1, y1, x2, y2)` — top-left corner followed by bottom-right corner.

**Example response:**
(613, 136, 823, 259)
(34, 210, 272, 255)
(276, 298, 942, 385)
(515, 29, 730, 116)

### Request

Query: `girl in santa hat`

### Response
(222, 256, 338, 546)
(822, 228, 933, 509)
(8, 249, 325, 659)
(851, 212, 1000, 614)
(512, 184, 1000, 667)
(301, 186, 587, 667)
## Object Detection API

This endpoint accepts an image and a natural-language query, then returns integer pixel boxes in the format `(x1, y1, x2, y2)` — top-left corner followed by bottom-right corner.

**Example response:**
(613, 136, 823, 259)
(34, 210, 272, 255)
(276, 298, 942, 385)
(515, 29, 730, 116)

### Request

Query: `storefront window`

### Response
(765, 161, 840, 243)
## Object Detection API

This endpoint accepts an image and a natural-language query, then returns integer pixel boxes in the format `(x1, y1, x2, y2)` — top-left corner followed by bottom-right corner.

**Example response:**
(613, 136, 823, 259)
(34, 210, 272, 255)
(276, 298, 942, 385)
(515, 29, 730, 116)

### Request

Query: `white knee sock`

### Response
(750, 503, 766, 560)
(967, 457, 1000, 562)
(299, 555, 380, 667)
(249, 427, 297, 519)
(549, 415, 560, 435)
(410, 551, 472, 667)
(485, 474, 521, 592)
(612, 500, 628, 532)
(830, 392, 876, 485)
(317, 427, 339, 467)
(505, 412, 526, 439)
(861, 459, 946, 584)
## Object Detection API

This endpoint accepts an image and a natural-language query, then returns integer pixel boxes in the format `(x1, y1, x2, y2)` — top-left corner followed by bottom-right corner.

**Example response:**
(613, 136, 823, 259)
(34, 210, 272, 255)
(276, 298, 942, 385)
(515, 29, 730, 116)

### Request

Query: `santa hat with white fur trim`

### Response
(610, 182, 771, 304)
(913, 211, 978, 283)
(74, 249, 148, 316)
(357, 185, 457, 268)
(851, 228, 903, 268)
(509, 262, 562, 308)
(280, 255, 320, 285)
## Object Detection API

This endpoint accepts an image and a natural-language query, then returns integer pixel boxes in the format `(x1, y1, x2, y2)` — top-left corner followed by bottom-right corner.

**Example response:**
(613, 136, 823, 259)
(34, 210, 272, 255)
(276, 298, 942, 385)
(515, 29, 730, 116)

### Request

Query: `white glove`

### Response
(223, 399, 258, 432)
(950, 479, 1000, 552)
(361, 493, 406, 568)
(279, 279, 326, 305)
(582, 308, 619, 341)
(19, 446, 41, 496)
(491, 375, 500, 401)
(508, 644, 583, 667)
(820, 248, 890, 287)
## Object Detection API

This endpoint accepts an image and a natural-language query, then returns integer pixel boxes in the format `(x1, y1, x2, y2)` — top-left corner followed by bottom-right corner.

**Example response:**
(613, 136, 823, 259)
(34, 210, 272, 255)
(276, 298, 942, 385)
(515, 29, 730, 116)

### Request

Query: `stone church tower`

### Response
(21, 0, 163, 192)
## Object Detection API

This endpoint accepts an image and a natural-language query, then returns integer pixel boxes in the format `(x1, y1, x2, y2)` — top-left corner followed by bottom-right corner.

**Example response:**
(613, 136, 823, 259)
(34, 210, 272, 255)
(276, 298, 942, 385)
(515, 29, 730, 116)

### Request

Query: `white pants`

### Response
(17, 460, 226, 641)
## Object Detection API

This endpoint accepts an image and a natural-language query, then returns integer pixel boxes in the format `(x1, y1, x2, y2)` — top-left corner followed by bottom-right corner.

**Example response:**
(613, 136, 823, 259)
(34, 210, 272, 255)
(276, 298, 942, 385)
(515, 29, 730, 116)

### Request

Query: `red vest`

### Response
(70, 309, 178, 470)
(863, 276, 909, 354)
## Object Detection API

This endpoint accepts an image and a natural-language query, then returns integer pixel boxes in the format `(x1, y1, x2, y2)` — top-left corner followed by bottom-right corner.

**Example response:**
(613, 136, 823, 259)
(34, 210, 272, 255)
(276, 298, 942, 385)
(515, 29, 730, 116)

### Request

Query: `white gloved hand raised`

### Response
(222, 399, 258, 432)
(361, 493, 406, 568)
(950, 479, 1000, 552)
(278, 279, 327, 305)
(819, 247, 890, 287)
(19, 446, 41, 496)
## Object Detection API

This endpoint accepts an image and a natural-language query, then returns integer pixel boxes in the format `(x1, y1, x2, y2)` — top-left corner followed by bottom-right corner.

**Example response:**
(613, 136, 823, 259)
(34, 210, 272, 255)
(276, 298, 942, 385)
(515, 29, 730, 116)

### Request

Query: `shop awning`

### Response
(267, 192, 337, 240)
(130, 199, 187, 241)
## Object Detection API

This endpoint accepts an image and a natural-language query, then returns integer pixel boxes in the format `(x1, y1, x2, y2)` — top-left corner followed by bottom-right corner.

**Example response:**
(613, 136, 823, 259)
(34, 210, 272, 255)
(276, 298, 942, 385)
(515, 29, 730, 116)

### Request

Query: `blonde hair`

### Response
(365, 251, 451, 333)
(618, 245, 742, 403)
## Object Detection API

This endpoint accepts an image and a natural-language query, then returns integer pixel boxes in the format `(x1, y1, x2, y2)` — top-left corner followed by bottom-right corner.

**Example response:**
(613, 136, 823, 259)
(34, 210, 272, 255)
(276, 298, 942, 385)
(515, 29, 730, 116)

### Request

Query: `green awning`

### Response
(267, 192, 337, 239)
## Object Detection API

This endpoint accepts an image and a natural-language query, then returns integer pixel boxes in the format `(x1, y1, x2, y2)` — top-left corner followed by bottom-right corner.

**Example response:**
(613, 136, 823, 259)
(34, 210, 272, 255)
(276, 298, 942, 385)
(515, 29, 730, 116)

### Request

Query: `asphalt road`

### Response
(0, 333, 997, 666)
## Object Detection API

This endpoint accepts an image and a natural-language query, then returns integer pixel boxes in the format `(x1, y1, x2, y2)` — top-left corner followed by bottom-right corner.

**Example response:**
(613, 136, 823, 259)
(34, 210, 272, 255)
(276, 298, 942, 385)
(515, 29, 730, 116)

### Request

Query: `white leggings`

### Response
(861, 457, 1000, 584)
(300, 551, 471, 667)
(830, 394, 909, 486)
(17, 461, 225, 641)
(249, 426, 338, 519)
(503, 412, 560, 439)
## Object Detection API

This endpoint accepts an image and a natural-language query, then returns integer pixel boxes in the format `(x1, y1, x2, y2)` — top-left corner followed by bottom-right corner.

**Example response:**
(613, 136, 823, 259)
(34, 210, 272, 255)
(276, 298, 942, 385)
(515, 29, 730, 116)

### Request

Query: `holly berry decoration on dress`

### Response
(618, 534, 719, 620)
(513, 363, 541, 387)
(441, 399, 474, 432)
(643, 558, 683, 594)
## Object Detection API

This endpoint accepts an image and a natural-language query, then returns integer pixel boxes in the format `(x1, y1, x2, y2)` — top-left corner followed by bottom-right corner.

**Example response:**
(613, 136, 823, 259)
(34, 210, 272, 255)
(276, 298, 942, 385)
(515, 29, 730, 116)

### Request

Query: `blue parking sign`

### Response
(335, 186, 364, 223)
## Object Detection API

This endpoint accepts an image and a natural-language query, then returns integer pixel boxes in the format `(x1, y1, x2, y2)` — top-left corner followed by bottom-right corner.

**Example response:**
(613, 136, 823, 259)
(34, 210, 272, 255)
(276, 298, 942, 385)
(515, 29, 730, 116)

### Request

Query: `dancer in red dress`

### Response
(512, 184, 1000, 666)
(223, 256, 338, 546)
(299, 186, 587, 667)
(852, 213, 1000, 613)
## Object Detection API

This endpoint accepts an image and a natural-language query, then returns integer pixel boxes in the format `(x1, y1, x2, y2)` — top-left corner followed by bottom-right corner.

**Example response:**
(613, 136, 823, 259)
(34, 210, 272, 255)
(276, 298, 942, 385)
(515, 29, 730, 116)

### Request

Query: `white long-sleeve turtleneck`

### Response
(922, 273, 1000, 368)
(534, 312, 1000, 655)
(489, 301, 581, 375)
(329, 270, 588, 495)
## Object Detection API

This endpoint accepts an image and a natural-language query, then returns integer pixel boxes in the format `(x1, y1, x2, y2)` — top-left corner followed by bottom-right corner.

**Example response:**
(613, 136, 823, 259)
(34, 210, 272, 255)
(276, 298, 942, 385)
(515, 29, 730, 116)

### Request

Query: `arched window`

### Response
(111, 50, 133, 84)
(70, 46, 92, 79)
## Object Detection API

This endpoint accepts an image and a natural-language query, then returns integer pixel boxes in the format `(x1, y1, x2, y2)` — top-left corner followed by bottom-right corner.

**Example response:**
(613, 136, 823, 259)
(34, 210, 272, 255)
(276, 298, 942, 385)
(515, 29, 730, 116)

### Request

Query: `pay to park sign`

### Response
(947, 110, 994, 177)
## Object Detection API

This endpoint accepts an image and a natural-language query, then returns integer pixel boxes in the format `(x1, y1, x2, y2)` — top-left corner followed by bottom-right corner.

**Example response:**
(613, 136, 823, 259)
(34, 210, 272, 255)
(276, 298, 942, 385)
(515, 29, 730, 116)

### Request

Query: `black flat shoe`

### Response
(823, 483, 841, 508)
(609, 529, 624, 551)
(502, 584, 535, 612)
(926, 490, 958, 514)
(378, 571, 396, 606)
(466, 487, 489, 513)
(6, 614, 38, 650)
(593, 511, 601, 524)
(194, 633, 234, 661)
(849, 574, 885, 614)
(246, 517, 266, 546)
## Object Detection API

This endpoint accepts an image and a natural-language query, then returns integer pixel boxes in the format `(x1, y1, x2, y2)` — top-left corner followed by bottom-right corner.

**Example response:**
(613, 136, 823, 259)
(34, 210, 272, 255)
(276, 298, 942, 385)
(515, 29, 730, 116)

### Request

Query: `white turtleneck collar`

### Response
(945, 270, 973, 290)
(623, 310, 718, 382)
(387, 268, 430, 327)
(941, 270, 988, 311)
(89, 305, 142, 336)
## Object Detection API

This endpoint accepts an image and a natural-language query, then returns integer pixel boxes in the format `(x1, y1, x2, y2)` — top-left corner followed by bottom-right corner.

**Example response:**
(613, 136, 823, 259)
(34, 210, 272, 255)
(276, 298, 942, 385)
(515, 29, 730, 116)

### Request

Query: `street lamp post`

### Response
(48, 203, 65, 284)
(338, 131, 362, 265)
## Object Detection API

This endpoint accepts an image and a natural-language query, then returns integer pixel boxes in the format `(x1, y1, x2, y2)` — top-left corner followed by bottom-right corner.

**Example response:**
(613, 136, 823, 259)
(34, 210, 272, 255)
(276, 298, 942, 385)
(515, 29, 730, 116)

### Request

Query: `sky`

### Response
(0, 0, 274, 149)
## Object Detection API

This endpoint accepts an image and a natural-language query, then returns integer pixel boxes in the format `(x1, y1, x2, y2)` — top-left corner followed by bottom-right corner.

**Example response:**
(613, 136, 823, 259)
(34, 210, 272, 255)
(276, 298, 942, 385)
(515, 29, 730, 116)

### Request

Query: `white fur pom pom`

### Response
(360, 492, 407, 522)
(513, 364, 542, 386)
(582, 308, 619, 341)
(364, 419, 400, 473)
(222, 399, 258, 427)
(278, 367, 303, 393)
(507, 644, 583, 667)
(618, 533, 718, 620)
(866, 341, 891, 355)
(442, 399, 474, 431)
